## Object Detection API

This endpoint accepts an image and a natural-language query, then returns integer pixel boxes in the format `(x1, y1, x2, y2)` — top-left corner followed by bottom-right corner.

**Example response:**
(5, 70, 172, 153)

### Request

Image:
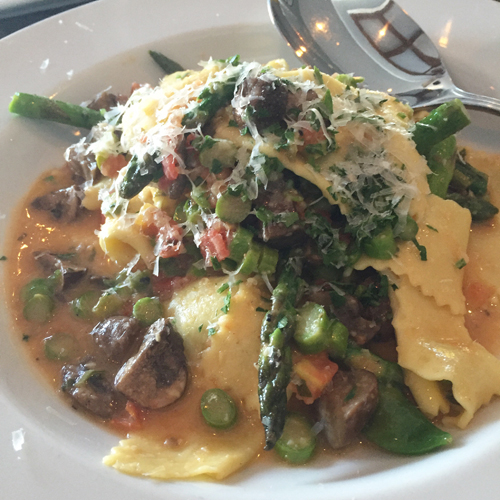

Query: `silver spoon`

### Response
(268, 0, 500, 115)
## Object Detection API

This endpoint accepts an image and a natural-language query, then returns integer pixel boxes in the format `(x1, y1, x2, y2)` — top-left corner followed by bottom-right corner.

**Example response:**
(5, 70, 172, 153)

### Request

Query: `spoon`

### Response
(268, 0, 500, 115)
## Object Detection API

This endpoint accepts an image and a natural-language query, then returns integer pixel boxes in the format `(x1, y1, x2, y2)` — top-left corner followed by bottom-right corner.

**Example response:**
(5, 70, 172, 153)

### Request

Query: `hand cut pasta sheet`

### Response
(6, 54, 500, 480)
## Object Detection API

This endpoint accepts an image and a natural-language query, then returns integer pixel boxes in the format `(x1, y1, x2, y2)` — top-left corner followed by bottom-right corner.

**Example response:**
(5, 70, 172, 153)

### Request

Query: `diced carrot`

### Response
(291, 351, 338, 404)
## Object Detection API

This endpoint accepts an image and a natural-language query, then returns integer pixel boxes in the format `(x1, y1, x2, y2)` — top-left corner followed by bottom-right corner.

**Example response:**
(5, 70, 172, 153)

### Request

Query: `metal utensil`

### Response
(268, 0, 500, 114)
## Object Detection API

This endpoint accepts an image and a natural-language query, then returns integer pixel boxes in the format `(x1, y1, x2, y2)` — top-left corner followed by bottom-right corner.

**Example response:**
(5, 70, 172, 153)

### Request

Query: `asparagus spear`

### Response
(447, 192, 499, 221)
(148, 50, 184, 75)
(259, 260, 303, 450)
(426, 135, 457, 198)
(450, 153, 489, 197)
(9, 92, 103, 129)
(118, 153, 163, 199)
(412, 99, 471, 158)
(345, 342, 452, 454)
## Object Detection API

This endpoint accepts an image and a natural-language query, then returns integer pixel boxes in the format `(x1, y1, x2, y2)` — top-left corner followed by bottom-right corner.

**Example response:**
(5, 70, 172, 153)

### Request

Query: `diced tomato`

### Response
(162, 154, 179, 181)
(301, 127, 326, 146)
(110, 400, 145, 432)
(199, 222, 231, 264)
(101, 154, 128, 178)
(140, 206, 184, 259)
(290, 351, 338, 404)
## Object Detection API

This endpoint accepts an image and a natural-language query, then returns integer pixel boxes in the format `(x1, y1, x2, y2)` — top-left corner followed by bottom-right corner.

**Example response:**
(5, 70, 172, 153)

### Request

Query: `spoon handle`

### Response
(414, 86, 500, 117)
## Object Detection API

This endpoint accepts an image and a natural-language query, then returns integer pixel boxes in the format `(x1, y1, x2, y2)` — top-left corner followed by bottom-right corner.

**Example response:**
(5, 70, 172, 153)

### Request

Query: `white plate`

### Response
(1, 0, 500, 499)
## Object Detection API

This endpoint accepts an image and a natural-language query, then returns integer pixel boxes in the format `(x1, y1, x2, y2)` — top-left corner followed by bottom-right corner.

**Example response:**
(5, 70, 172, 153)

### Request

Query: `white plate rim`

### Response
(1, 1, 500, 499)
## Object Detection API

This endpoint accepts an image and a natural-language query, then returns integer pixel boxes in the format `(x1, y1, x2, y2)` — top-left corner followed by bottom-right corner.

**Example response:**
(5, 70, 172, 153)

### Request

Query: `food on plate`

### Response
(6, 54, 500, 480)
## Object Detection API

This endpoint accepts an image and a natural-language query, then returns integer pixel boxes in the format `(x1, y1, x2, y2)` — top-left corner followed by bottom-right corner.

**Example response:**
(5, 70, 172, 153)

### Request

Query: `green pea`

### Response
(132, 297, 163, 326)
(200, 388, 238, 429)
(23, 293, 55, 323)
(274, 413, 316, 464)
(362, 226, 398, 259)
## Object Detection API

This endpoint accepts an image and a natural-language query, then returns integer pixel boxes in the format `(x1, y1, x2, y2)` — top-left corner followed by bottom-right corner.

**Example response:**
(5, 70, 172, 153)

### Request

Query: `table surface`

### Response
(0, 0, 96, 39)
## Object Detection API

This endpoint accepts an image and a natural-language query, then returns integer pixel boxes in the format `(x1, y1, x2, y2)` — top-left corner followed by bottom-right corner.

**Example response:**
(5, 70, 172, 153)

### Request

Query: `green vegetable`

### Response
(294, 302, 332, 354)
(274, 413, 316, 464)
(182, 79, 236, 128)
(43, 333, 78, 361)
(397, 216, 419, 241)
(362, 226, 398, 260)
(426, 135, 457, 198)
(70, 290, 100, 319)
(133, 297, 163, 325)
(257, 245, 279, 275)
(259, 260, 303, 449)
(23, 293, 55, 323)
(200, 388, 238, 429)
(412, 99, 471, 158)
(238, 242, 262, 275)
(328, 320, 349, 359)
(363, 384, 452, 454)
(336, 74, 364, 88)
(215, 192, 251, 223)
(197, 137, 238, 172)
(451, 154, 489, 197)
(345, 343, 452, 454)
(114, 269, 152, 296)
(20, 277, 54, 302)
(345, 342, 404, 387)
(237, 241, 279, 276)
(447, 192, 499, 222)
(9, 92, 103, 129)
(229, 226, 253, 262)
(92, 292, 123, 319)
(118, 154, 163, 199)
(148, 50, 184, 74)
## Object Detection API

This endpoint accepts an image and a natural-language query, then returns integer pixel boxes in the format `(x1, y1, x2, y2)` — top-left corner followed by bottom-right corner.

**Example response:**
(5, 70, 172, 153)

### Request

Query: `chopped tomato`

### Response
(301, 127, 326, 146)
(100, 154, 128, 178)
(199, 222, 231, 264)
(162, 154, 179, 181)
(140, 206, 184, 259)
(290, 351, 338, 404)
(111, 400, 144, 431)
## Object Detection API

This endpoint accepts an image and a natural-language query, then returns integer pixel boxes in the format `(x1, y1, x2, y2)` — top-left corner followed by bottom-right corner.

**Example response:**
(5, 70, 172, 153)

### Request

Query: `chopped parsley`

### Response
(455, 258, 467, 269)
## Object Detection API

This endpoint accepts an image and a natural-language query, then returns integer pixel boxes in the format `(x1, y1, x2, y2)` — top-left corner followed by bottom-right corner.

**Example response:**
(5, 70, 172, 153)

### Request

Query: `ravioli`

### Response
(391, 275, 500, 428)
(103, 277, 266, 480)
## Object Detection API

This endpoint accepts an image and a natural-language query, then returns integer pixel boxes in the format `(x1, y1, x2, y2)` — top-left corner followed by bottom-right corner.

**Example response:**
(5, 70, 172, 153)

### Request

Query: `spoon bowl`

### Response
(268, 0, 500, 115)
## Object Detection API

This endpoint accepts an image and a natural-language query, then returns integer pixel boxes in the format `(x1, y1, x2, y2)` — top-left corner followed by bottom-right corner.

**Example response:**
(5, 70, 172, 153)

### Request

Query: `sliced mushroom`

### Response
(255, 178, 306, 248)
(61, 359, 124, 419)
(91, 316, 142, 364)
(31, 186, 84, 222)
(318, 369, 379, 449)
(65, 142, 97, 185)
(233, 75, 288, 131)
(34, 251, 87, 290)
(114, 318, 187, 409)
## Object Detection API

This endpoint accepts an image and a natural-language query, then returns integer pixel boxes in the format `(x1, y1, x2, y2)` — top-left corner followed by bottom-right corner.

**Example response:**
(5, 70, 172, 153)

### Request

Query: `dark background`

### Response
(0, 0, 96, 39)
